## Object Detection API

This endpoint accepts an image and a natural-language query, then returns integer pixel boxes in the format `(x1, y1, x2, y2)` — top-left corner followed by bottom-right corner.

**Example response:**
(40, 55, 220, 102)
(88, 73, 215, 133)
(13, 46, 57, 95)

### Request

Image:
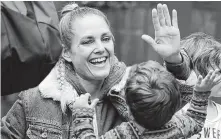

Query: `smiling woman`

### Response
(62, 14, 114, 82)
(1, 3, 127, 138)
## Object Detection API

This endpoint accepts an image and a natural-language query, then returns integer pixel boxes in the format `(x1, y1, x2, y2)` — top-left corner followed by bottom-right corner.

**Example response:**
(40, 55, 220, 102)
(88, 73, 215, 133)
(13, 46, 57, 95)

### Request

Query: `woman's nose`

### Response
(94, 41, 105, 54)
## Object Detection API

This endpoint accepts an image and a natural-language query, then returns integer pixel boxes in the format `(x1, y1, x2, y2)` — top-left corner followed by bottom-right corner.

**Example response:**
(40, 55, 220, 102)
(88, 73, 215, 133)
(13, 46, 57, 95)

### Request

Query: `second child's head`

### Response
(181, 32, 221, 97)
(181, 32, 221, 77)
(125, 61, 180, 129)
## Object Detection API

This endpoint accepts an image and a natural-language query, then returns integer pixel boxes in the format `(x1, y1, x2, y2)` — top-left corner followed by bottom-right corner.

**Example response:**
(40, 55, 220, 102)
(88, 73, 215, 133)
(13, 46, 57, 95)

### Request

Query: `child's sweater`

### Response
(70, 89, 210, 139)
(184, 101, 221, 139)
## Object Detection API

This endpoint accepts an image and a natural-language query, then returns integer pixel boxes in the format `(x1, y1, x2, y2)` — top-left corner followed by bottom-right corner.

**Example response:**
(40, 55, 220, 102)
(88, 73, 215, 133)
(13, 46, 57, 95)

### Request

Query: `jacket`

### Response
(1, 57, 127, 139)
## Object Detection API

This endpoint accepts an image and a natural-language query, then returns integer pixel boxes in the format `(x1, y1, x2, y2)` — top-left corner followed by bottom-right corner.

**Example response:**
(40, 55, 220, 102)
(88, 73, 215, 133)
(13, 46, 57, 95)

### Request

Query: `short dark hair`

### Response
(125, 61, 180, 129)
(181, 32, 221, 77)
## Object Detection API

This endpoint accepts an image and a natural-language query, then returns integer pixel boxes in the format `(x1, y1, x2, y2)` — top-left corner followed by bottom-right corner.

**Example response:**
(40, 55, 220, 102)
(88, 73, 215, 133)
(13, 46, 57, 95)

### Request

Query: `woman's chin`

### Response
(88, 60, 111, 80)
(92, 70, 110, 80)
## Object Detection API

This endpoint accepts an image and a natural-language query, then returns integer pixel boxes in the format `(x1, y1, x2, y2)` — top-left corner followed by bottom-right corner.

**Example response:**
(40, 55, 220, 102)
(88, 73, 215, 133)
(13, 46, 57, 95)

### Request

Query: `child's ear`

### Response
(62, 48, 72, 62)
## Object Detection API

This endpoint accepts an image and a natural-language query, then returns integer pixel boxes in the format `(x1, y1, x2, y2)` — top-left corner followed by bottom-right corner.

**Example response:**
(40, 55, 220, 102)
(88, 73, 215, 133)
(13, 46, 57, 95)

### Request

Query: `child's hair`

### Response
(181, 32, 221, 77)
(125, 61, 180, 129)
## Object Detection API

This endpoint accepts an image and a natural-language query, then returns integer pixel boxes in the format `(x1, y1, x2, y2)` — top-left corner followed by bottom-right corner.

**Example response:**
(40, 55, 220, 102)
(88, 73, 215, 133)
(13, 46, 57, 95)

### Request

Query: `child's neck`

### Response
(206, 99, 218, 120)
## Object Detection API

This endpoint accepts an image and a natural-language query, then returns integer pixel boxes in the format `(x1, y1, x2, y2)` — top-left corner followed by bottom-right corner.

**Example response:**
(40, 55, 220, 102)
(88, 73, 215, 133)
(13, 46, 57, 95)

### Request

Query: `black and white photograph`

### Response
(1, 1, 221, 139)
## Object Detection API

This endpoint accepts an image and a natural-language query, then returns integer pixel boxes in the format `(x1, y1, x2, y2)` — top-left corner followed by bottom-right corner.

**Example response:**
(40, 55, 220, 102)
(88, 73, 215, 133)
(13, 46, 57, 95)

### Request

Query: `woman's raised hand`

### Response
(142, 3, 181, 63)
(195, 69, 221, 92)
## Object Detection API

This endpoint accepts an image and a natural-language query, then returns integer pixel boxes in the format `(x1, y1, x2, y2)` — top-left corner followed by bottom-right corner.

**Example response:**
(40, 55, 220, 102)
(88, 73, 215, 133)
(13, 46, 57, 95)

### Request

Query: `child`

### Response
(176, 32, 221, 139)
(181, 32, 221, 78)
(163, 32, 221, 109)
(182, 71, 221, 139)
(67, 60, 220, 139)
(162, 32, 220, 82)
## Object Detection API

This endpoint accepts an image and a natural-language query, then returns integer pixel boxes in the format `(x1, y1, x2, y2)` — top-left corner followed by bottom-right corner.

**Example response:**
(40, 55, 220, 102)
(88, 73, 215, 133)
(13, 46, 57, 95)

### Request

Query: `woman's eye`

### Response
(81, 39, 94, 45)
(102, 37, 111, 42)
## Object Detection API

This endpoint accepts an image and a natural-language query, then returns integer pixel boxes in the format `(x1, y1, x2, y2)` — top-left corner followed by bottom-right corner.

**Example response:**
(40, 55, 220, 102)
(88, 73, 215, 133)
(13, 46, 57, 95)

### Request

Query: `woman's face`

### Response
(67, 15, 114, 81)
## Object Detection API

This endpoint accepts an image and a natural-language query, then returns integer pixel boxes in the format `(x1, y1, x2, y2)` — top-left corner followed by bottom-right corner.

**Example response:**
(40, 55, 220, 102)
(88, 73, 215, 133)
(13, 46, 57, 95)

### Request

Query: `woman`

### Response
(1, 3, 188, 139)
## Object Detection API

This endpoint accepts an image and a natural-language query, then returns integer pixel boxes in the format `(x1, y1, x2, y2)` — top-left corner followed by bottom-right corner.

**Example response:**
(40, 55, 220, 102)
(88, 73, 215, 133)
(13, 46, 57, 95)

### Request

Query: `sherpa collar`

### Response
(38, 56, 127, 112)
(39, 64, 78, 101)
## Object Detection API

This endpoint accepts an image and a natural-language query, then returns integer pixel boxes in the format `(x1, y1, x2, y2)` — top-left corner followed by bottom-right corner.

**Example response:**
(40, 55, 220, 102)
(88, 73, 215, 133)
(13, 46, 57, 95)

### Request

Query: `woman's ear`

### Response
(62, 48, 72, 62)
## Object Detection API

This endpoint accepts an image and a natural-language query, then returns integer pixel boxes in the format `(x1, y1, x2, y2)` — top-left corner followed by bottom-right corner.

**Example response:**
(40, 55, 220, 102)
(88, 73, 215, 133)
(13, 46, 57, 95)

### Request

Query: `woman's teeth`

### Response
(90, 57, 107, 65)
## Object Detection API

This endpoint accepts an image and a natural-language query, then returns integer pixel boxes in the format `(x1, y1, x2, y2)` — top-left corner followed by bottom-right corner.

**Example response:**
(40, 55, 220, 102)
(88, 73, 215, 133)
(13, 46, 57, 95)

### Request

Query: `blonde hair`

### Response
(59, 3, 112, 49)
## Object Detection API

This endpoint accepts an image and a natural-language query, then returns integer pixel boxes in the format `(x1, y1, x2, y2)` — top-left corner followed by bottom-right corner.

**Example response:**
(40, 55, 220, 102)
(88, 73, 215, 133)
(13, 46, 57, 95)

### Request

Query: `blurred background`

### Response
(1, 1, 221, 117)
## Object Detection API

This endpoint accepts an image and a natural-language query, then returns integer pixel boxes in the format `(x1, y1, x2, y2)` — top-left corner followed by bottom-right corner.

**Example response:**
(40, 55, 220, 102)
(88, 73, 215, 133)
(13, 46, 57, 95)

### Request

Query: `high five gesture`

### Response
(142, 3, 182, 63)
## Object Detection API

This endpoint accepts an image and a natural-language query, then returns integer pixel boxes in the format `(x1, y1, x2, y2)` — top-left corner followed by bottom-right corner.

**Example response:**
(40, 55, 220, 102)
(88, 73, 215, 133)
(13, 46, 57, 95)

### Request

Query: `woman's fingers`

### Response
(172, 9, 178, 28)
(152, 8, 160, 31)
(152, 3, 178, 30)
(157, 3, 165, 27)
(163, 4, 171, 26)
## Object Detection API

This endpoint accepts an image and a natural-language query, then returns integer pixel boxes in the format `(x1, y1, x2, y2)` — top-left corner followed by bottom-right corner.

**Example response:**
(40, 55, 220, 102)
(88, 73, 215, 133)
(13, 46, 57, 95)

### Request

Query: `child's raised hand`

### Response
(142, 3, 181, 63)
(68, 93, 99, 110)
(195, 70, 220, 92)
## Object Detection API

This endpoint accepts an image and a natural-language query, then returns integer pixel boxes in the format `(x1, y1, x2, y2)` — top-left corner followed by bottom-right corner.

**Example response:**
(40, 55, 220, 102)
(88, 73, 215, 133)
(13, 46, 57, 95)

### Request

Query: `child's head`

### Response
(181, 32, 221, 97)
(125, 61, 180, 129)
(181, 32, 221, 77)
(192, 47, 221, 96)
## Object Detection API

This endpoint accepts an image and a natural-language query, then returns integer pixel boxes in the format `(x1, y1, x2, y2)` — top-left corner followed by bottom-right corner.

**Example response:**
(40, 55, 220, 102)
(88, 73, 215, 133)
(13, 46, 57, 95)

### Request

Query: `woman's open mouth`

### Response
(89, 56, 108, 66)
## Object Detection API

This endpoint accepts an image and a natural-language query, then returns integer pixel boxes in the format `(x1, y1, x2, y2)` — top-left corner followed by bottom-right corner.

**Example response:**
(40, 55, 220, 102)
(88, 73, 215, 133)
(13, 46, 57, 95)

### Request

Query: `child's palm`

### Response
(195, 70, 220, 92)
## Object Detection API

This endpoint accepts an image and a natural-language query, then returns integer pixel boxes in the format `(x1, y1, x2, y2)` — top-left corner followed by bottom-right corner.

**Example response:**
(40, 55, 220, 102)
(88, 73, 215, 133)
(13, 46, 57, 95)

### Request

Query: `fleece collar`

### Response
(39, 67, 62, 101)
(38, 57, 127, 112)
(38, 64, 79, 113)
(39, 65, 78, 100)
(39, 61, 131, 100)
(38, 66, 131, 101)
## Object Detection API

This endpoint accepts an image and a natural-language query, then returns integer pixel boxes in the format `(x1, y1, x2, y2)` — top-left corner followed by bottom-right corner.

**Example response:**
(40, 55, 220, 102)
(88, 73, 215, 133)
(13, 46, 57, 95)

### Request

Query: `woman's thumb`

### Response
(141, 34, 156, 47)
